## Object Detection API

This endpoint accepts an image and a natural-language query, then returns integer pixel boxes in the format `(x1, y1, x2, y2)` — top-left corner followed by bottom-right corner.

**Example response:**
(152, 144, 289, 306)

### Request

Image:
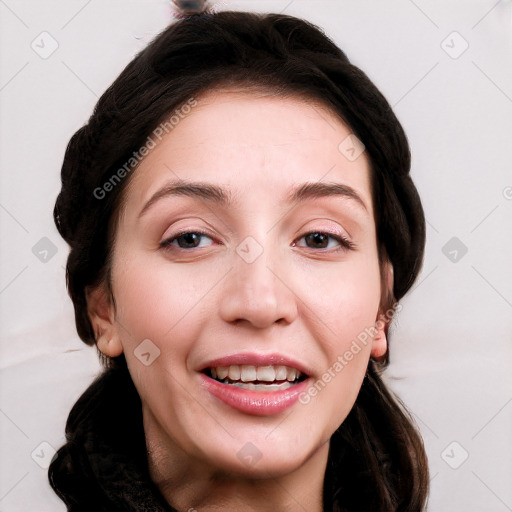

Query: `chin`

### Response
(195, 432, 322, 479)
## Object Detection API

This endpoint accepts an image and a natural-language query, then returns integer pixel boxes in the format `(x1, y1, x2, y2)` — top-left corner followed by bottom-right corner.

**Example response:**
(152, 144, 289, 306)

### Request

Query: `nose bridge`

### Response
(218, 233, 297, 328)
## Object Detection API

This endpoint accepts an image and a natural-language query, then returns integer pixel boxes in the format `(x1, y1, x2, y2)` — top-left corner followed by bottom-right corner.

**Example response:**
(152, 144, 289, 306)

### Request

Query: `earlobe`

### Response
(86, 284, 123, 357)
(371, 314, 388, 359)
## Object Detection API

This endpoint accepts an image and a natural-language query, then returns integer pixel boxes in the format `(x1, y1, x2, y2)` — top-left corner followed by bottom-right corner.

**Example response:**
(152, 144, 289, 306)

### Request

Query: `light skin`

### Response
(87, 90, 392, 512)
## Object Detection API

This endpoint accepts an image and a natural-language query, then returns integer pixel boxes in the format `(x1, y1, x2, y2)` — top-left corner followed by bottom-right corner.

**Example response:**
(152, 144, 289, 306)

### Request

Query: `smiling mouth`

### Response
(204, 364, 307, 391)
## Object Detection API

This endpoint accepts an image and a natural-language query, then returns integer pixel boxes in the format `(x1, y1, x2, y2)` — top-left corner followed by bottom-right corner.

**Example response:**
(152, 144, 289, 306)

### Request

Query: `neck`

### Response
(143, 406, 328, 512)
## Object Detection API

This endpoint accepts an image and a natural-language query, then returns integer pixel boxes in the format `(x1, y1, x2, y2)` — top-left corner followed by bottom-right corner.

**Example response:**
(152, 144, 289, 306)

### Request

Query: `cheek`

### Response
(111, 252, 209, 352)
(295, 255, 381, 427)
(111, 254, 212, 428)
(297, 251, 381, 345)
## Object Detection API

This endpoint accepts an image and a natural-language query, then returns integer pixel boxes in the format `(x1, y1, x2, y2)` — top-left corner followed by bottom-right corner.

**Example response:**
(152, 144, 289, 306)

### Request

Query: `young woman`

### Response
(48, 9, 429, 512)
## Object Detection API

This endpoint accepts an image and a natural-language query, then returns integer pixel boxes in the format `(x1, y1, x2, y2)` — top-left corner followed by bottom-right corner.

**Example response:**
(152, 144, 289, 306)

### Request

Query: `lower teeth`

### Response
(220, 380, 295, 391)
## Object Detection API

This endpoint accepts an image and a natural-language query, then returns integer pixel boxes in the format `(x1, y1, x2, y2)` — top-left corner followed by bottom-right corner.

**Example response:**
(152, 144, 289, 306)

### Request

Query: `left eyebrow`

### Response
(137, 180, 368, 219)
(286, 181, 368, 212)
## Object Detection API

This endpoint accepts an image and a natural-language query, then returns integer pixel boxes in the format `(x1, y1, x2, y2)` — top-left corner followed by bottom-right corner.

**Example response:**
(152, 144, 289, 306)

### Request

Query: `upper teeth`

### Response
(211, 365, 302, 382)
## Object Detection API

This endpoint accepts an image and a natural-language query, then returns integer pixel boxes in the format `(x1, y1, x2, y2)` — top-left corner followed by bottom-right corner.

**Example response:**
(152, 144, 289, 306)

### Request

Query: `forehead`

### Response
(121, 90, 372, 216)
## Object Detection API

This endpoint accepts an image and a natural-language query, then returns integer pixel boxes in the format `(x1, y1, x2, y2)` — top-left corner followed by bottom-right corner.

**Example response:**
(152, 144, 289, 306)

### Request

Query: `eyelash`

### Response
(160, 230, 355, 252)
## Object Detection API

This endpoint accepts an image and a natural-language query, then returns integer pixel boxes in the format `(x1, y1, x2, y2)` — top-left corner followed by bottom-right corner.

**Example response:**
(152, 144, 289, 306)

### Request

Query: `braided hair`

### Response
(52, 11, 429, 510)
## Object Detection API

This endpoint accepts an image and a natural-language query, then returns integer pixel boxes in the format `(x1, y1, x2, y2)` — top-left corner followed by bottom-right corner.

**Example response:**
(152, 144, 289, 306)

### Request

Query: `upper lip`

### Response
(198, 353, 312, 377)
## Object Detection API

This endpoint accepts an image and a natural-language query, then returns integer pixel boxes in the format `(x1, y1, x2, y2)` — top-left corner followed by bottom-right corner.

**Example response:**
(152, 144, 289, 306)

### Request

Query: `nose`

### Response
(218, 241, 298, 329)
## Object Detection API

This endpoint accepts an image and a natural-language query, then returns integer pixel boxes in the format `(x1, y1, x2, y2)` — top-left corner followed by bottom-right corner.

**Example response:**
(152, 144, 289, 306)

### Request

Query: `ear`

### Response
(86, 283, 123, 358)
(370, 314, 388, 359)
(371, 260, 394, 360)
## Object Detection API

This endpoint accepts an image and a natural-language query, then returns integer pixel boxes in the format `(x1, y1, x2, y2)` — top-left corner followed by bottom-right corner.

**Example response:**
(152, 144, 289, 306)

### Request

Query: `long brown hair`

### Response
(50, 11, 429, 510)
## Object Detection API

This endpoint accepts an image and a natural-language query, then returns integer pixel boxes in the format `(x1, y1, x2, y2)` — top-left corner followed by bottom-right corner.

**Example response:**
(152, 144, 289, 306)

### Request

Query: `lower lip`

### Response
(199, 373, 310, 416)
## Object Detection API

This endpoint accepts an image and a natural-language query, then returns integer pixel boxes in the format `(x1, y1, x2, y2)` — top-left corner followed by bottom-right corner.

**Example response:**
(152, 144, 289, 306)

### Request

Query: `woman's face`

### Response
(93, 90, 389, 477)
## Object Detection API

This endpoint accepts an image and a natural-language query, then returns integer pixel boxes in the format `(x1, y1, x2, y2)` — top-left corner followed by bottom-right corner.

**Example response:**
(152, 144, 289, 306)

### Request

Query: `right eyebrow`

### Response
(138, 182, 234, 219)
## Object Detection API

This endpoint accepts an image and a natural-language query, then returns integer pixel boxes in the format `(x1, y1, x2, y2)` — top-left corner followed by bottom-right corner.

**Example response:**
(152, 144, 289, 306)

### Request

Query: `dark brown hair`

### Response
(51, 10, 428, 510)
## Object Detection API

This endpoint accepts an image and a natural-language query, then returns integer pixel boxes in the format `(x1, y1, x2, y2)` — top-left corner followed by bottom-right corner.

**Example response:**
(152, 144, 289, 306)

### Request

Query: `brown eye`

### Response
(305, 232, 329, 249)
(161, 231, 214, 250)
(294, 231, 355, 251)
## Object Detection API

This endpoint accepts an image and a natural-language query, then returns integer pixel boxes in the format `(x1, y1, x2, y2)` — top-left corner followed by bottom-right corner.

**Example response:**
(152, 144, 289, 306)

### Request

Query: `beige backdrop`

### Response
(1, 1, 511, 510)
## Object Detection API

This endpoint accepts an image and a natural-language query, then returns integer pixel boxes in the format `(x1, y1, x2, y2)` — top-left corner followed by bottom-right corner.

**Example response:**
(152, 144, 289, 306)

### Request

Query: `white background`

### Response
(1, 0, 511, 510)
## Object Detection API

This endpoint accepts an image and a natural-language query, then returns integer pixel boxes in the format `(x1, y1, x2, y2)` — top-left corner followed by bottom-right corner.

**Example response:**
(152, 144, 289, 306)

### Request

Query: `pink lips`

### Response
(200, 374, 309, 416)
(197, 352, 312, 416)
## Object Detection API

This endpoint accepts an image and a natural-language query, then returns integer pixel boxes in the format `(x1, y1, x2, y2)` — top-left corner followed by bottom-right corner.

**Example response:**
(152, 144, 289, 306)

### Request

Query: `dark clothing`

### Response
(48, 364, 177, 511)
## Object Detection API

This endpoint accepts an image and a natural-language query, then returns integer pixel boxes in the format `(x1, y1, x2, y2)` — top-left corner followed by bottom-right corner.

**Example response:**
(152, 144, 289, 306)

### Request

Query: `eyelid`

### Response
(160, 228, 216, 247)
(297, 218, 353, 242)
(294, 230, 356, 251)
